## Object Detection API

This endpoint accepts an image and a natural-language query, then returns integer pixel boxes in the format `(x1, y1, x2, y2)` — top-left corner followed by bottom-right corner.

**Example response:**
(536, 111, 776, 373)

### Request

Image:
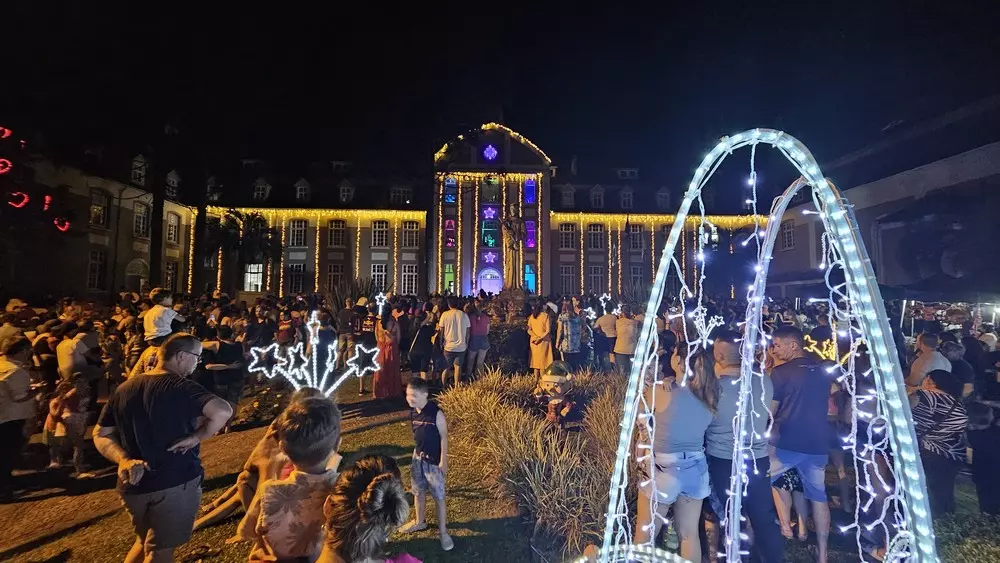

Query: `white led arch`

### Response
(598, 129, 935, 563)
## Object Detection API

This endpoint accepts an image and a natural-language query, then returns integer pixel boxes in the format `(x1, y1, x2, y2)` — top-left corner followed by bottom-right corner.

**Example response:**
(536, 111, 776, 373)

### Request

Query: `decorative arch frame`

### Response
(597, 129, 935, 562)
(433, 122, 552, 165)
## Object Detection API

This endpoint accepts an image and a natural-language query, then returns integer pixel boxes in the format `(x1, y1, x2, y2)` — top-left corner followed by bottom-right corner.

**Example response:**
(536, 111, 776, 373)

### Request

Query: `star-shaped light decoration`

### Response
(482, 144, 498, 161)
(374, 292, 388, 313)
(584, 307, 598, 320)
(482, 206, 497, 220)
(327, 343, 381, 393)
(483, 251, 497, 264)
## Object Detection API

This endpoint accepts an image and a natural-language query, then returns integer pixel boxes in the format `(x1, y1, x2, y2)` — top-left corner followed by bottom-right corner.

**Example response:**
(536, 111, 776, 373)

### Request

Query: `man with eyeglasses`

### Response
(94, 333, 232, 563)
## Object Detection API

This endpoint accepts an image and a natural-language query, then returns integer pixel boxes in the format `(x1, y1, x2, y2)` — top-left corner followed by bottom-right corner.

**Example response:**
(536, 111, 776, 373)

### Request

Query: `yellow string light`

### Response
(456, 179, 462, 294)
(215, 248, 223, 294)
(518, 179, 524, 288)
(549, 211, 766, 230)
(206, 206, 425, 223)
(314, 220, 321, 292)
(354, 217, 361, 285)
(536, 173, 543, 294)
(616, 220, 622, 295)
(473, 179, 479, 291)
(692, 228, 698, 285)
(393, 219, 399, 291)
(437, 178, 444, 293)
(578, 215, 584, 294)
(606, 221, 613, 294)
(433, 122, 552, 165)
(649, 219, 655, 283)
(279, 222, 286, 298)
(730, 228, 735, 299)
(681, 224, 686, 287)
(186, 208, 197, 294)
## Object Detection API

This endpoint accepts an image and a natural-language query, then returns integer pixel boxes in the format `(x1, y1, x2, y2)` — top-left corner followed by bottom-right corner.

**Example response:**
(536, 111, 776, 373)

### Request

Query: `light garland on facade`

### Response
(456, 180, 462, 294)
(314, 220, 321, 292)
(433, 122, 552, 165)
(206, 206, 425, 223)
(437, 178, 444, 293)
(186, 209, 197, 294)
(519, 179, 525, 287)
(549, 212, 766, 231)
(393, 220, 399, 291)
(648, 220, 655, 282)
(607, 224, 613, 294)
(536, 173, 543, 294)
(215, 249, 223, 293)
(473, 179, 479, 291)
(265, 258, 272, 293)
(594, 128, 935, 563)
(616, 220, 622, 295)
(279, 222, 286, 298)
(354, 218, 361, 286)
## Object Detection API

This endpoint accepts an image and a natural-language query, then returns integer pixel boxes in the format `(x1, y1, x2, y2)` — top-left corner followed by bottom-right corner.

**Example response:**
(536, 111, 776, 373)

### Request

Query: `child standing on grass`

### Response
(399, 378, 453, 551)
(245, 396, 343, 562)
(43, 380, 73, 469)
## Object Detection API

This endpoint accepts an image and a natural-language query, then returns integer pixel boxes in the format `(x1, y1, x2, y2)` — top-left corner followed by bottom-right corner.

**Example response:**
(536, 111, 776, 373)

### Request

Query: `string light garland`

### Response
(354, 218, 361, 286)
(596, 128, 934, 563)
(648, 220, 655, 283)
(279, 222, 286, 298)
(579, 215, 585, 294)
(473, 179, 479, 291)
(437, 178, 444, 293)
(314, 220, 321, 292)
(616, 220, 622, 295)
(607, 224, 613, 294)
(536, 173, 543, 293)
(433, 122, 552, 165)
(456, 179, 462, 294)
(186, 209, 197, 294)
(519, 179, 525, 287)
(216, 249, 223, 294)
(392, 220, 399, 290)
(549, 212, 766, 231)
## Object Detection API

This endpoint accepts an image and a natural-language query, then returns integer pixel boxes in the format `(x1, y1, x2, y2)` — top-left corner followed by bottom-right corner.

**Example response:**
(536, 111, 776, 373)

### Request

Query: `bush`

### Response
(485, 319, 530, 374)
(439, 369, 637, 557)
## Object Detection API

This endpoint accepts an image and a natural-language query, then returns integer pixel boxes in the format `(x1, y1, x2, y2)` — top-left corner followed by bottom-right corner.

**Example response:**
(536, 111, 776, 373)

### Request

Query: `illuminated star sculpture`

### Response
(482, 206, 497, 220)
(247, 310, 382, 396)
(374, 292, 388, 313)
(483, 251, 497, 264)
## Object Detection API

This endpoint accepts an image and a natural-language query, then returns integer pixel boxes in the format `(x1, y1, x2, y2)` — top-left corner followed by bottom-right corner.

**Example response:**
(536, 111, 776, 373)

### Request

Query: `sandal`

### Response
(398, 520, 428, 534)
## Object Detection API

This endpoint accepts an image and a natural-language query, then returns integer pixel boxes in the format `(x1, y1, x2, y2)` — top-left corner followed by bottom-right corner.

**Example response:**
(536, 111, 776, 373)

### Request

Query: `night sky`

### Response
(3, 2, 999, 189)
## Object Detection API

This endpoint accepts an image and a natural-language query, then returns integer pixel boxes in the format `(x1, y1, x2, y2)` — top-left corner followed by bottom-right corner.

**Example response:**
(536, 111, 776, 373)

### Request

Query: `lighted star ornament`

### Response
(483, 251, 497, 264)
(248, 310, 380, 396)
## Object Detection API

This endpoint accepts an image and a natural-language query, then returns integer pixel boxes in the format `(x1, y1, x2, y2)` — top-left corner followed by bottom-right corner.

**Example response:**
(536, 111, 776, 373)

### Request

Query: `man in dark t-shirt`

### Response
(94, 333, 232, 562)
(768, 325, 832, 563)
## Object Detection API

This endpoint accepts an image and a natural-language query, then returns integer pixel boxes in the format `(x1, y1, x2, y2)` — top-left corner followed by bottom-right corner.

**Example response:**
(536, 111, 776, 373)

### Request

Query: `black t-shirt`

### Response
(213, 341, 245, 384)
(771, 356, 833, 455)
(411, 401, 442, 464)
(97, 372, 216, 494)
(337, 308, 356, 335)
(951, 358, 976, 388)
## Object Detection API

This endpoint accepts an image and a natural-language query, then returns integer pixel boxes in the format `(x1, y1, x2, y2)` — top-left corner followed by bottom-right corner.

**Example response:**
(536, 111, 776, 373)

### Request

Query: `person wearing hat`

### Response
(533, 361, 576, 427)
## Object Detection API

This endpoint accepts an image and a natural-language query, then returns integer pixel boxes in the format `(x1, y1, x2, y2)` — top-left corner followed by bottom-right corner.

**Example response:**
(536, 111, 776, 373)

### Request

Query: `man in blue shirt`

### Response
(769, 326, 833, 563)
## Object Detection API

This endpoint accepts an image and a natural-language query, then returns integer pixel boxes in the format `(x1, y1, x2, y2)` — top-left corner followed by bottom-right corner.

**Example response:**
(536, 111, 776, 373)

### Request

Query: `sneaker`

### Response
(440, 532, 454, 551)
(398, 521, 428, 534)
(73, 472, 97, 480)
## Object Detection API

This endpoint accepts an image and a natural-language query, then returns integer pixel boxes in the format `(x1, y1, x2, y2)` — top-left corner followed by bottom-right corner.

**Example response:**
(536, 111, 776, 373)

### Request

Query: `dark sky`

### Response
(4, 2, 999, 187)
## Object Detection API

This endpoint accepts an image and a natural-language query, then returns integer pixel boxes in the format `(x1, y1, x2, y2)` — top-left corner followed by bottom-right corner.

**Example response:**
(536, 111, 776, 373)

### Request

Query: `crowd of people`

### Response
(2, 287, 1000, 562)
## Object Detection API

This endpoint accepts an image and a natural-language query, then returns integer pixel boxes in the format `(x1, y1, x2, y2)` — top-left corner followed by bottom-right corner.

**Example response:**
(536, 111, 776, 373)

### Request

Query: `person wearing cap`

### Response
(0, 336, 36, 502)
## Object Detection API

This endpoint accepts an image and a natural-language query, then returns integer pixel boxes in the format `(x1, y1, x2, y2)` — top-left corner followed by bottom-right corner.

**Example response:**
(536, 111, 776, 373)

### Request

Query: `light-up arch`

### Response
(593, 129, 935, 563)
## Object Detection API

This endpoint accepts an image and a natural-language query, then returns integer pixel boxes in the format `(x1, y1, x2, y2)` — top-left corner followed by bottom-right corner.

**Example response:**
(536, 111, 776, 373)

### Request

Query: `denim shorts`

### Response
(444, 350, 465, 367)
(411, 455, 446, 500)
(639, 451, 709, 503)
(770, 447, 829, 502)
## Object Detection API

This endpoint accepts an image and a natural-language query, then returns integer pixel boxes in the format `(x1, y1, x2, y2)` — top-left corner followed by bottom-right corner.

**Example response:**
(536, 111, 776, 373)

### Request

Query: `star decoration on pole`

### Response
(375, 292, 388, 313)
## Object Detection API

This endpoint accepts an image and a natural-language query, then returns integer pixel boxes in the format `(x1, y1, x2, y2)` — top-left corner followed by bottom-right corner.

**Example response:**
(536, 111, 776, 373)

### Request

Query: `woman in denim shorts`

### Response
(634, 350, 717, 563)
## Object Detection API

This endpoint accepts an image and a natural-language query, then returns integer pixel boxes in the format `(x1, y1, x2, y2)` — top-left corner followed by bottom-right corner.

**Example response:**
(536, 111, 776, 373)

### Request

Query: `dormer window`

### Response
(617, 168, 638, 180)
(295, 178, 311, 202)
(253, 177, 271, 201)
(131, 155, 147, 186)
(339, 181, 355, 203)
(656, 187, 671, 210)
(390, 185, 412, 205)
(620, 187, 633, 210)
(165, 170, 181, 200)
(206, 176, 221, 202)
(590, 186, 604, 208)
(560, 185, 575, 207)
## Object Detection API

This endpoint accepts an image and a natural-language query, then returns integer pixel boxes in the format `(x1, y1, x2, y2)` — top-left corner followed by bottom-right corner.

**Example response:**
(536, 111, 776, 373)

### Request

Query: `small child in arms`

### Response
(398, 378, 453, 551)
(246, 395, 343, 562)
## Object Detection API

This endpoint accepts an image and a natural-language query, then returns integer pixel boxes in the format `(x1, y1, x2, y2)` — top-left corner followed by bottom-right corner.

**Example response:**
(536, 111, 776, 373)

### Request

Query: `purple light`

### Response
(483, 144, 498, 161)
(482, 206, 498, 220)
(483, 251, 497, 264)
(525, 220, 536, 248)
(524, 179, 536, 204)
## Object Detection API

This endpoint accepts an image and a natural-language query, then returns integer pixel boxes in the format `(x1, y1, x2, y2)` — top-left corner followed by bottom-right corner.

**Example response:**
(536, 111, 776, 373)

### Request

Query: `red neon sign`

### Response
(0, 127, 11, 140)
(0, 158, 11, 175)
(7, 192, 29, 208)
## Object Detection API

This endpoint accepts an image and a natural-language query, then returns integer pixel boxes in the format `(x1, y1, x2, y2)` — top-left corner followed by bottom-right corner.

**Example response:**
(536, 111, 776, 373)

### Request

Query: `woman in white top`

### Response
(613, 306, 641, 376)
(634, 348, 717, 562)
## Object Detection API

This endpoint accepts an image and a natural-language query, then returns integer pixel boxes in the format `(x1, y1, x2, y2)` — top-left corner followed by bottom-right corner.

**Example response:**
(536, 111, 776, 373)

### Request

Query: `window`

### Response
(327, 263, 344, 291)
(340, 183, 355, 203)
(390, 185, 412, 205)
(656, 188, 671, 210)
(524, 264, 536, 293)
(87, 250, 106, 290)
(481, 179, 499, 203)
(90, 190, 109, 228)
(587, 224, 605, 250)
(590, 187, 604, 208)
(289, 264, 305, 294)
(443, 263, 455, 293)
(524, 178, 536, 205)
(621, 188, 634, 210)
(559, 223, 577, 250)
(131, 156, 147, 186)
(560, 186, 574, 207)
(289, 219, 308, 247)
(560, 265, 576, 295)
(206, 177, 221, 202)
(629, 224, 644, 251)
(203, 255, 216, 268)
(165, 171, 180, 199)
(444, 219, 457, 248)
(401, 264, 418, 295)
(481, 220, 500, 248)
(164, 261, 178, 292)
(443, 177, 457, 204)
(244, 263, 264, 292)
(780, 220, 795, 250)
(588, 265, 606, 294)
(371, 263, 387, 291)
(525, 220, 536, 248)
(371, 220, 389, 247)
(133, 203, 150, 238)
(630, 265, 643, 287)
(166, 212, 181, 244)
(328, 219, 346, 247)
(402, 221, 420, 248)
(253, 178, 270, 201)
(617, 168, 638, 180)
(295, 179, 310, 202)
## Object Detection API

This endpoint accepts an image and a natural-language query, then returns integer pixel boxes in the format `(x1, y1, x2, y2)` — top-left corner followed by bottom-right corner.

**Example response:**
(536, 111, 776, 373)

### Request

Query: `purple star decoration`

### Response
(484, 251, 497, 264)
(482, 206, 497, 220)
(483, 144, 498, 161)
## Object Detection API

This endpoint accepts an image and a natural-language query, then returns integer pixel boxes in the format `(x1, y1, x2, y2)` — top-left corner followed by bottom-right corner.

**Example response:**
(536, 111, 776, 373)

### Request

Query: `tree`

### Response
(203, 209, 281, 294)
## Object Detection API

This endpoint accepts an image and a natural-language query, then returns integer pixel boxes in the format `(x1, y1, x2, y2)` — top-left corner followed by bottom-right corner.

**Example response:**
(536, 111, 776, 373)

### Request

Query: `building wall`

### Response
(25, 160, 196, 300)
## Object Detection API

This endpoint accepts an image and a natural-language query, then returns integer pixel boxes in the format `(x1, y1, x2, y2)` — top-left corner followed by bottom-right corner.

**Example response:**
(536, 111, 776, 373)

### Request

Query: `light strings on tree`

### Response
(597, 129, 935, 563)
(248, 310, 380, 396)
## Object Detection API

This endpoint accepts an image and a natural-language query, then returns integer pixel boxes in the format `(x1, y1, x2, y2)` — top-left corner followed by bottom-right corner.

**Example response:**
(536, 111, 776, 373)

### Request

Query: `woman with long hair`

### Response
(318, 455, 419, 563)
(633, 348, 717, 562)
(373, 303, 402, 399)
(910, 369, 968, 515)
(465, 302, 490, 379)
(527, 301, 554, 377)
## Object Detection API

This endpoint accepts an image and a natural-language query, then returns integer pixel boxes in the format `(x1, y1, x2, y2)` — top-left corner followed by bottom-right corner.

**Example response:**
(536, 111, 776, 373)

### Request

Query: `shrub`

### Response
(485, 319, 530, 374)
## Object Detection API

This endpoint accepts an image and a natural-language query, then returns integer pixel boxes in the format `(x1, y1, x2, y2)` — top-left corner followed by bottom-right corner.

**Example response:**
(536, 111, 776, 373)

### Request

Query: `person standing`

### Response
(614, 306, 640, 376)
(374, 307, 403, 399)
(594, 303, 617, 372)
(0, 337, 36, 502)
(907, 332, 951, 389)
(436, 298, 470, 387)
(911, 369, 968, 515)
(465, 303, 490, 379)
(93, 333, 232, 563)
(768, 326, 833, 563)
(704, 332, 783, 562)
(202, 325, 245, 430)
(527, 302, 554, 377)
(336, 298, 356, 371)
(555, 301, 583, 370)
